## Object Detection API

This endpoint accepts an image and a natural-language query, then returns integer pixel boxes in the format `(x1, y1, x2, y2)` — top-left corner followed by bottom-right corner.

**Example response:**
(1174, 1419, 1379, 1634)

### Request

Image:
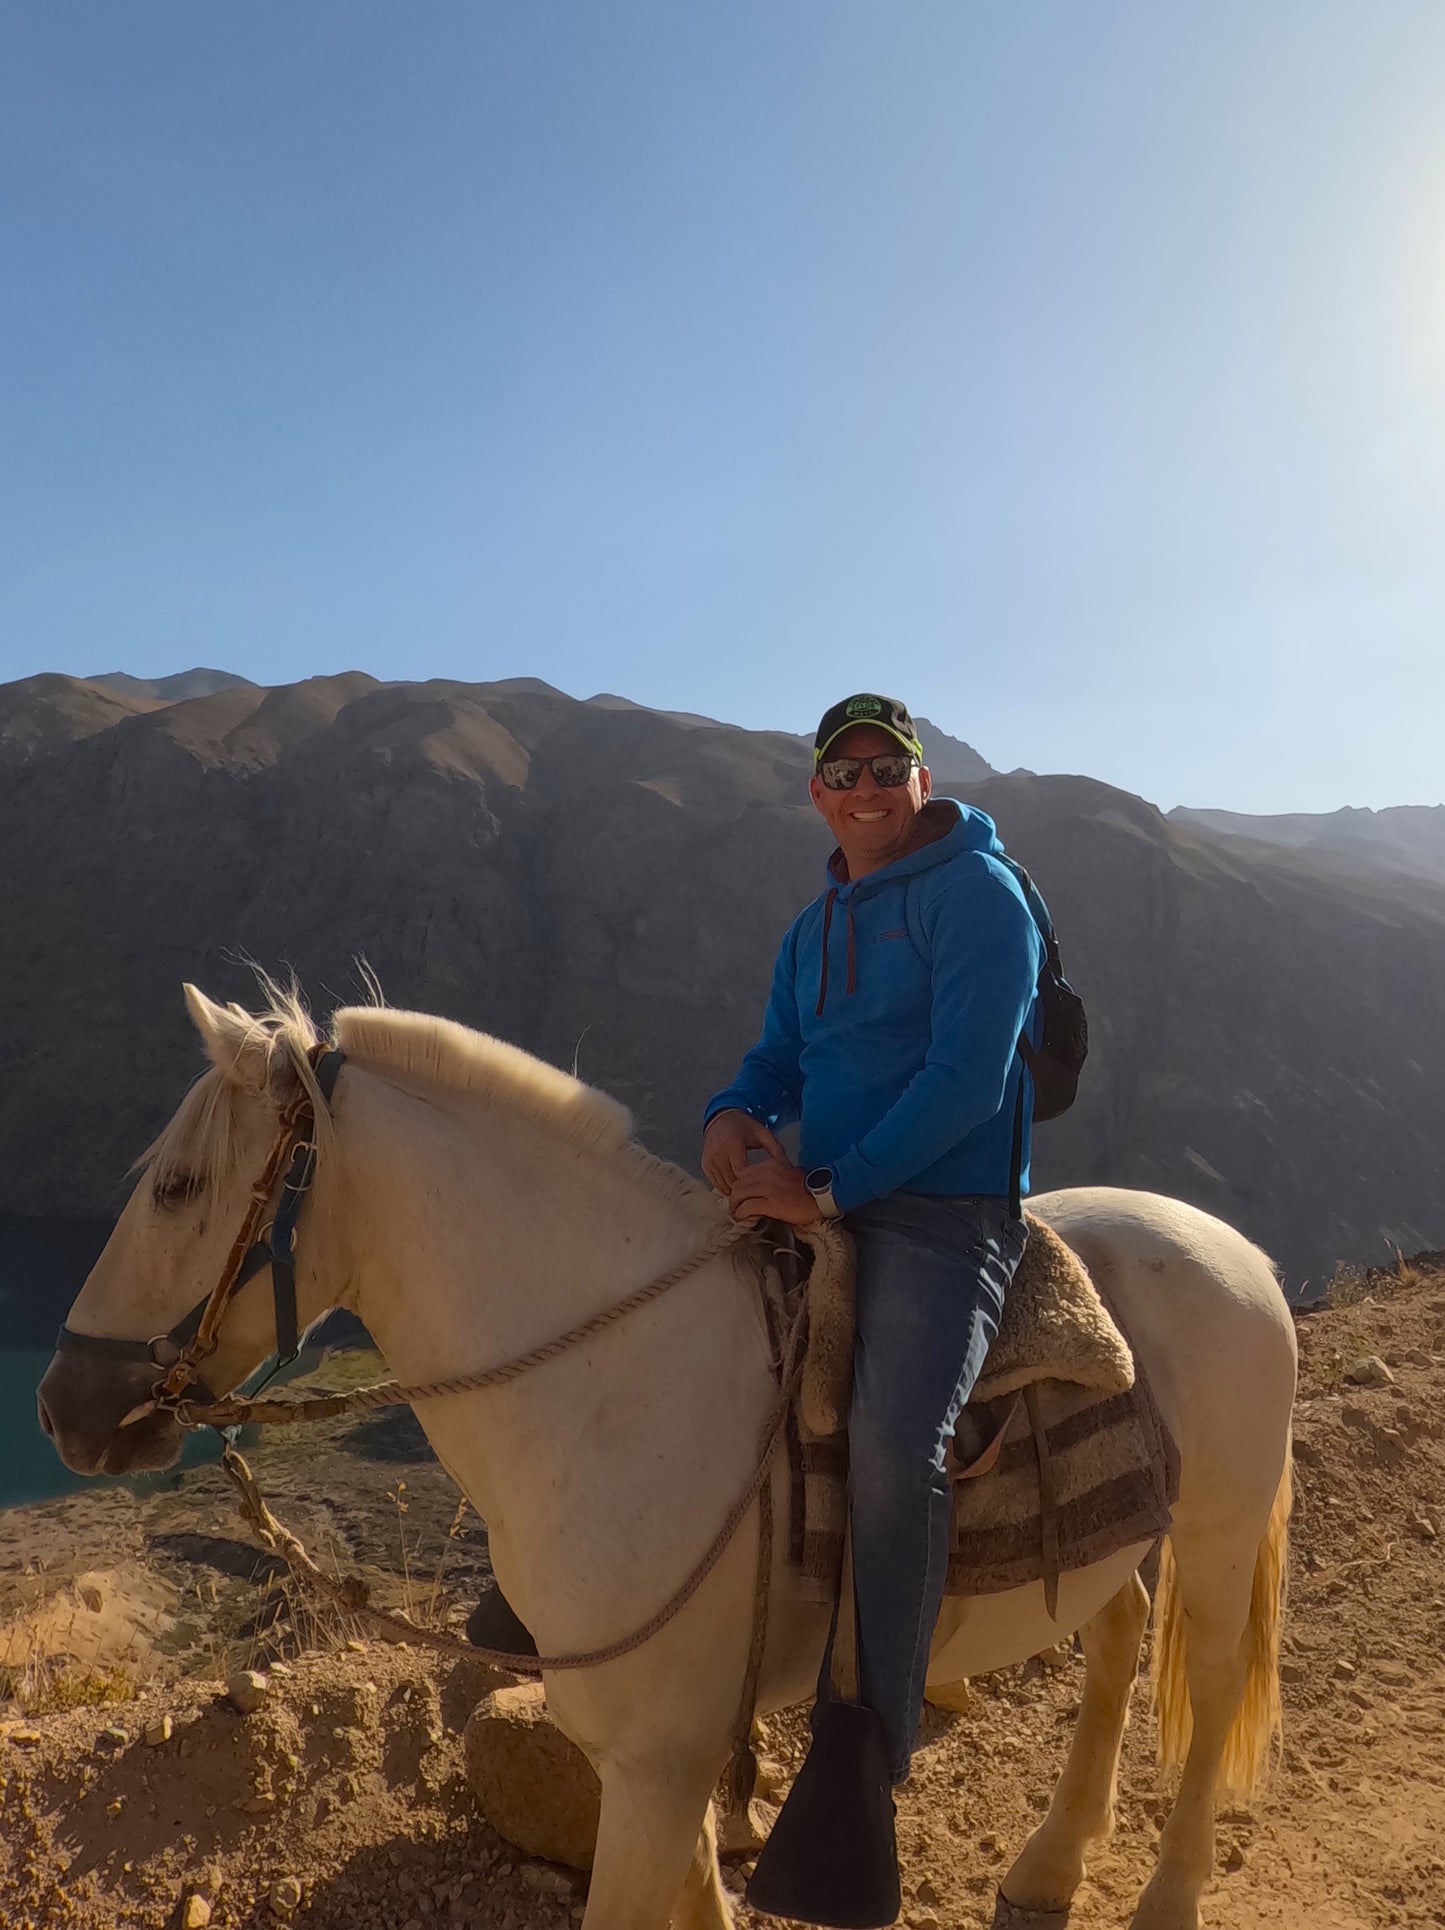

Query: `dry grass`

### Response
(209, 1458, 474, 1681)
(1324, 1247, 1425, 1311)
(1, 1654, 140, 1717)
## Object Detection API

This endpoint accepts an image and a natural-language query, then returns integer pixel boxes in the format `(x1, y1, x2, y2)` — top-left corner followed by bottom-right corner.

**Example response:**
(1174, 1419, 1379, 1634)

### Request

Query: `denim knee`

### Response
(848, 1408, 948, 1517)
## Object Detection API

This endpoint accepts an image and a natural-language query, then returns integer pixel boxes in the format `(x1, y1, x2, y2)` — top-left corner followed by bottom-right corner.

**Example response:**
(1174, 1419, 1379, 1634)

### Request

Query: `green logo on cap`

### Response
(845, 696, 882, 718)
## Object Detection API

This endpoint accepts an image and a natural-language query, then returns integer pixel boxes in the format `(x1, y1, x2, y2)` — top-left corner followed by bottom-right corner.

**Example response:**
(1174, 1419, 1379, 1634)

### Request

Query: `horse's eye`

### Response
(153, 1170, 204, 1209)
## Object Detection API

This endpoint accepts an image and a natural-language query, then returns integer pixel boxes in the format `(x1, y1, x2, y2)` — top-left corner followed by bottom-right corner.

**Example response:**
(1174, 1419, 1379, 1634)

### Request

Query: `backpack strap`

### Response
(906, 865, 1033, 1215)
(900, 870, 928, 963)
(1007, 1073, 1026, 1220)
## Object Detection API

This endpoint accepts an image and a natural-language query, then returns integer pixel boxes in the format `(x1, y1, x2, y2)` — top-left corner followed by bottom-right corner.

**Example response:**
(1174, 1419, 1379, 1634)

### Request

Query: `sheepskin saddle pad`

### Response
(785, 1216, 1179, 1605)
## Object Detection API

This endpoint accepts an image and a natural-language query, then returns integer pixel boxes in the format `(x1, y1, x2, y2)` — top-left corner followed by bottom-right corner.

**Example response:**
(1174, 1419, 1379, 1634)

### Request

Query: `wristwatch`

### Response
(804, 1167, 842, 1220)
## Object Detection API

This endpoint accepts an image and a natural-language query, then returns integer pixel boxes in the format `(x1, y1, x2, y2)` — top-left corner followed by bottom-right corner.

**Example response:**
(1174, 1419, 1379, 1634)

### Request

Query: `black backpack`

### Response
(997, 857, 1089, 1123)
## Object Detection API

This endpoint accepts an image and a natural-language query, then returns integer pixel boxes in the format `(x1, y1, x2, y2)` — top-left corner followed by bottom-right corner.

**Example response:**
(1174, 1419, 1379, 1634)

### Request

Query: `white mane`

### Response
(332, 1006, 635, 1155)
(145, 982, 717, 1221)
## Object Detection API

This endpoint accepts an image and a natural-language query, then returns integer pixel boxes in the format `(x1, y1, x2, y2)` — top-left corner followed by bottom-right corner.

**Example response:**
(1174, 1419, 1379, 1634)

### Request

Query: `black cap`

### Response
(813, 693, 923, 766)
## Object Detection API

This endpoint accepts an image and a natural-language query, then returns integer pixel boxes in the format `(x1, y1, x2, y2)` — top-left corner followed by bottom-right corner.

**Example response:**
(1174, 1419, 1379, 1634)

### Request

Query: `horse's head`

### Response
(37, 983, 339, 1477)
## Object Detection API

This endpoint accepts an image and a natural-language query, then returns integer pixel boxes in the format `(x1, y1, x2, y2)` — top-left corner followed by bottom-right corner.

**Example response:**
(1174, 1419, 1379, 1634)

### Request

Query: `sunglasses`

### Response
(817, 752, 919, 792)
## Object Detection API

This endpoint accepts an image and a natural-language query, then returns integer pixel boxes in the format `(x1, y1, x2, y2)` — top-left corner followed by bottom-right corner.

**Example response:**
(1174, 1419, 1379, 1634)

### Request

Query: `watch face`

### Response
(805, 1169, 832, 1193)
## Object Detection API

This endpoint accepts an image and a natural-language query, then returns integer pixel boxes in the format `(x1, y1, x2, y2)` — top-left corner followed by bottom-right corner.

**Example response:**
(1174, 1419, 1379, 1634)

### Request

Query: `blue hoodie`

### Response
(704, 800, 1043, 1212)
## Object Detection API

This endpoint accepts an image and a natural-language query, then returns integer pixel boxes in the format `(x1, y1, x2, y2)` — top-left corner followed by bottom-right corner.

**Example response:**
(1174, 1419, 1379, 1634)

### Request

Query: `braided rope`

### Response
(219, 1290, 808, 1677)
(178, 1217, 751, 1431)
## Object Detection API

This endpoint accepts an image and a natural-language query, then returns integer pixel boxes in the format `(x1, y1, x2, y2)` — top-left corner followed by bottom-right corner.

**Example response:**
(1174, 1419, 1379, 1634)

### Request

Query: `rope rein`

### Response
(217, 1289, 798, 1682)
(177, 1217, 752, 1430)
(216, 1257, 807, 1678)
(462, 1293, 806, 1674)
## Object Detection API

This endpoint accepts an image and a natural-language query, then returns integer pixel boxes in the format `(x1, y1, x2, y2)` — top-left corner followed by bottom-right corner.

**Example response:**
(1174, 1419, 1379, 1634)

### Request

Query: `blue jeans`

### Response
(843, 1191, 1026, 1783)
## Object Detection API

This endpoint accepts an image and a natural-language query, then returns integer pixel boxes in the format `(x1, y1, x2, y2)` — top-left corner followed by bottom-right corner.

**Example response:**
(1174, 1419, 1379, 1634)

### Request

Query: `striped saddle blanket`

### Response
(784, 1217, 1180, 1606)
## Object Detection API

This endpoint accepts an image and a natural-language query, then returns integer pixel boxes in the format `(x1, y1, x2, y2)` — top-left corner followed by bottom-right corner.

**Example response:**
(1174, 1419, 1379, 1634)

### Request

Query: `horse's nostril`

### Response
(36, 1394, 55, 1439)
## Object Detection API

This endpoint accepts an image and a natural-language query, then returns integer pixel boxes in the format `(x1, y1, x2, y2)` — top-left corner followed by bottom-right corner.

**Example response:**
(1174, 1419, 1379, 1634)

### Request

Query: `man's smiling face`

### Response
(808, 722, 932, 876)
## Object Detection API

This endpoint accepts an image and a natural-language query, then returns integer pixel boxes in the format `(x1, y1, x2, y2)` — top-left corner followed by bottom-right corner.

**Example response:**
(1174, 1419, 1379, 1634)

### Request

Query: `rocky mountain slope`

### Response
(0, 671, 1442, 1295)
(87, 670, 258, 705)
(2, 1259, 1442, 1930)
(1171, 802, 1445, 891)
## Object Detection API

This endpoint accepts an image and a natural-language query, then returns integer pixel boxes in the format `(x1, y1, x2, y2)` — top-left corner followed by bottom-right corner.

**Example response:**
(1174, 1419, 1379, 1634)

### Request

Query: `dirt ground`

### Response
(2, 1263, 1443, 1930)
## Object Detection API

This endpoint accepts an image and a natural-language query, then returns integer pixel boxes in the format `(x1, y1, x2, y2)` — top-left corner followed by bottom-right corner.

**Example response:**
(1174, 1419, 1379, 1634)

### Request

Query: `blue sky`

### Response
(3, 2, 1443, 813)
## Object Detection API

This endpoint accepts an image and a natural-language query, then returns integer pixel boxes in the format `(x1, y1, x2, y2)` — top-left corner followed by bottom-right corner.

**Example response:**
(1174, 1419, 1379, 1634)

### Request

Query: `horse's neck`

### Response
(316, 1068, 776, 1646)
(326, 1069, 718, 1377)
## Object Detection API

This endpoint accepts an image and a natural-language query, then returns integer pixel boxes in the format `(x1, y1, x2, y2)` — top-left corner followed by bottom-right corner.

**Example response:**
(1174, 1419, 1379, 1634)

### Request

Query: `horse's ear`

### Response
(182, 983, 268, 1089)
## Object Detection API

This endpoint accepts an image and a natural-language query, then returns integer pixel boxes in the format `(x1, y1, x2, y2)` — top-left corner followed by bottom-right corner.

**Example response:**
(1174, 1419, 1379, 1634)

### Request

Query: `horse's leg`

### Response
(675, 1800, 735, 1930)
(582, 1757, 733, 1930)
(1128, 1535, 1254, 1930)
(1000, 1569, 1150, 1914)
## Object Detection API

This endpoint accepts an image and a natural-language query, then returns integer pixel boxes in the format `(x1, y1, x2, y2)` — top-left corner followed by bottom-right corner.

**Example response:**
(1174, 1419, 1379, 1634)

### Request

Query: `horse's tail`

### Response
(1152, 1447, 1292, 1797)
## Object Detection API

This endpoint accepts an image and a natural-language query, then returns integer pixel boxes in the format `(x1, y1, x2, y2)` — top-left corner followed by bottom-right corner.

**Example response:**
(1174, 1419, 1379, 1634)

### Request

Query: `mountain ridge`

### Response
(1170, 802, 1445, 889)
(1, 670, 1441, 1293)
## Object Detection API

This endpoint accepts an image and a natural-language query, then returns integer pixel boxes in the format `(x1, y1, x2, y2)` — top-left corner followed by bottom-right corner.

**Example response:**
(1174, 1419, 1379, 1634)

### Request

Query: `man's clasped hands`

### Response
(699, 1109, 820, 1227)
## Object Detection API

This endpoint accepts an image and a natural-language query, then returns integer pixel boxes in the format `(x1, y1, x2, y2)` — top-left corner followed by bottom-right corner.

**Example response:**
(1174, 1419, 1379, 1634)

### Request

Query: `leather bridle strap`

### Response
(203, 1045, 347, 1375)
(159, 1044, 347, 1402)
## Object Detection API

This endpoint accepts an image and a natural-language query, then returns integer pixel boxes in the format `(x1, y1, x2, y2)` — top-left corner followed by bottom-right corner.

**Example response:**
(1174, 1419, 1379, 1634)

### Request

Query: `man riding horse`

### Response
(701, 691, 1042, 1790)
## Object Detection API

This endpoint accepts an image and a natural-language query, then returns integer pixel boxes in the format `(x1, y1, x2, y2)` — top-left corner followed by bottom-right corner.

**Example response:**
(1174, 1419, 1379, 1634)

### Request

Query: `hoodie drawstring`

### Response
(815, 889, 858, 1015)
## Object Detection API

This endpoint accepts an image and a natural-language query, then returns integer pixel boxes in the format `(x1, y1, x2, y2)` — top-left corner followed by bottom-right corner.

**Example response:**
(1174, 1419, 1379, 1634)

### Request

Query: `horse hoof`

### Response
(992, 1896, 1071, 1930)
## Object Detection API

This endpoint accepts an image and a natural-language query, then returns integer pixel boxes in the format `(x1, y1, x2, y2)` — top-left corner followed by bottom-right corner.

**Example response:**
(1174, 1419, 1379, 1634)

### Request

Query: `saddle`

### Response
(771, 1217, 1179, 1614)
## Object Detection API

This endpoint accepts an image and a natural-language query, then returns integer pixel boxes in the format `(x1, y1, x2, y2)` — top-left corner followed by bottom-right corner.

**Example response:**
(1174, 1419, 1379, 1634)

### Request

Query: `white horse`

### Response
(39, 986, 1295, 1930)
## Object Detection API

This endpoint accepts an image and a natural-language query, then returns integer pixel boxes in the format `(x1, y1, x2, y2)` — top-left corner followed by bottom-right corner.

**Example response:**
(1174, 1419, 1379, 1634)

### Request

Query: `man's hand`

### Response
(726, 1157, 819, 1227)
(701, 1109, 787, 1195)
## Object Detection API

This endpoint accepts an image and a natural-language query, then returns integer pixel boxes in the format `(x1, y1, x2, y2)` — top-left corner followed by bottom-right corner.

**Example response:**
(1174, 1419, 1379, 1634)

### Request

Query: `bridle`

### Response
(54, 1044, 347, 1419)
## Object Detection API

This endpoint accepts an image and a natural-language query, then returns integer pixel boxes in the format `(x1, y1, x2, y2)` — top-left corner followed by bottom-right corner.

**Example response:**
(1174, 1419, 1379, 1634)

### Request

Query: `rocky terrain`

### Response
(2, 1257, 1443, 1930)
(1170, 804, 1445, 892)
(0, 671, 1442, 1300)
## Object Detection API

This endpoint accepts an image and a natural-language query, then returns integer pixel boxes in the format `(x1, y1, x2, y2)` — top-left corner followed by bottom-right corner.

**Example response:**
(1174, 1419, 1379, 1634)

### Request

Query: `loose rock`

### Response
(144, 1715, 174, 1746)
(270, 1873, 303, 1918)
(519, 1861, 580, 1896)
(1345, 1356, 1395, 1387)
(227, 1670, 272, 1715)
(463, 1683, 601, 1871)
(180, 1896, 212, 1929)
(717, 1797, 779, 1858)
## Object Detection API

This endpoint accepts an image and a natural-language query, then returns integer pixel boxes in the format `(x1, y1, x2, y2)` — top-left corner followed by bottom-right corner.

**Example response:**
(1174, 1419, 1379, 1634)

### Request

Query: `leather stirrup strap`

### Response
(827, 1515, 861, 1704)
(725, 1461, 774, 1815)
(954, 1391, 1023, 1483)
(1024, 1382, 1062, 1620)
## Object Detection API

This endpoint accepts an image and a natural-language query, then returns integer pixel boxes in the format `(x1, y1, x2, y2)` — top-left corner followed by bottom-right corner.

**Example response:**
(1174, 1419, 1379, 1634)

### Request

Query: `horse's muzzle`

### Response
(36, 1349, 185, 1476)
